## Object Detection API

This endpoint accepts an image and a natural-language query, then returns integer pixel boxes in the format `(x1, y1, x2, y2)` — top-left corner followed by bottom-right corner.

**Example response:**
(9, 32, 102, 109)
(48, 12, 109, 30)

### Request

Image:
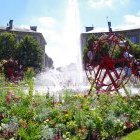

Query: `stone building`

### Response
(0, 20, 47, 70)
(81, 27, 140, 52)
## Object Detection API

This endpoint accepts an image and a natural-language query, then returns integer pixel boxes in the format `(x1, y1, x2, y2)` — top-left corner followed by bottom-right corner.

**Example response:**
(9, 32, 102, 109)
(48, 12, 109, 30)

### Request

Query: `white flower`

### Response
(9, 138, 15, 140)
(123, 125, 127, 129)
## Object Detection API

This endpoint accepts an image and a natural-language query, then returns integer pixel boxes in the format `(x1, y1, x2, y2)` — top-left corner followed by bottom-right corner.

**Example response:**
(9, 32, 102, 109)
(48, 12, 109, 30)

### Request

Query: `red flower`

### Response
(125, 121, 133, 129)
(0, 113, 5, 120)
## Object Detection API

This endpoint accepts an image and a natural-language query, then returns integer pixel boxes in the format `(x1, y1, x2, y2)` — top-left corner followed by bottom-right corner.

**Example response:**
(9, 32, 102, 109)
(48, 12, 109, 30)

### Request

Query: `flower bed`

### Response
(0, 74, 140, 139)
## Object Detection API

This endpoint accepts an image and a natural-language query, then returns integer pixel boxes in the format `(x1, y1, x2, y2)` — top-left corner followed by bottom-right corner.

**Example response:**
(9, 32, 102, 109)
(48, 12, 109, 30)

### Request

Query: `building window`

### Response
(130, 36, 137, 43)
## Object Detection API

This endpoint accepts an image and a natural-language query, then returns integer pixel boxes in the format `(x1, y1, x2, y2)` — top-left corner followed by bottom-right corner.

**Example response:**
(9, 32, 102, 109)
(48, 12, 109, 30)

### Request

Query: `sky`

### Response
(0, 0, 140, 67)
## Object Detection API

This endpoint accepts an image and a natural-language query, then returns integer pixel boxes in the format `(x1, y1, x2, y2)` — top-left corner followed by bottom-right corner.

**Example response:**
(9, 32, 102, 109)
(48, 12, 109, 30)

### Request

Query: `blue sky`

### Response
(0, 0, 140, 67)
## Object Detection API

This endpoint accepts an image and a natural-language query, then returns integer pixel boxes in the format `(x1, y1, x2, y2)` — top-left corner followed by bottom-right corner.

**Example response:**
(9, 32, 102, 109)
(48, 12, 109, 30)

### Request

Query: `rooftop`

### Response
(0, 26, 38, 33)
(0, 20, 39, 33)
(84, 27, 140, 34)
(0, 20, 46, 45)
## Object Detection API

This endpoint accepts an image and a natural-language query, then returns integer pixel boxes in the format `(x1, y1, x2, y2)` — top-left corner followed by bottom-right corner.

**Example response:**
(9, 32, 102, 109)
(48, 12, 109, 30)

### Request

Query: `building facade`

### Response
(0, 20, 47, 70)
(81, 27, 140, 52)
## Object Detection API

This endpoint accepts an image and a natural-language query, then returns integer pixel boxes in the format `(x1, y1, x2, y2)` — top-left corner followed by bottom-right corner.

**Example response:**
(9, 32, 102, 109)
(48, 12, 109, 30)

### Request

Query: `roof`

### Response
(0, 26, 47, 45)
(0, 26, 37, 33)
(83, 27, 140, 34)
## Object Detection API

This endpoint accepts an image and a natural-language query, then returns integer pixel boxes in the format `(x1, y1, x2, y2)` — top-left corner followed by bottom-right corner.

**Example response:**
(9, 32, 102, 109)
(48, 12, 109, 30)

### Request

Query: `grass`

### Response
(121, 130, 140, 140)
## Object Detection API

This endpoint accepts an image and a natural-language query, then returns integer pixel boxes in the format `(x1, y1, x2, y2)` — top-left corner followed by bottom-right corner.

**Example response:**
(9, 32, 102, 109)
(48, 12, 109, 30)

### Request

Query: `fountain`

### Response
(34, 0, 89, 94)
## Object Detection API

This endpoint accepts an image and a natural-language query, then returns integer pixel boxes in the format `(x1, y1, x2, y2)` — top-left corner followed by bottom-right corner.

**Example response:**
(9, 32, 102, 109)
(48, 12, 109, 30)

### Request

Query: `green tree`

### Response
(131, 43, 140, 59)
(16, 35, 43, 72)
(0, 32, 17, 60)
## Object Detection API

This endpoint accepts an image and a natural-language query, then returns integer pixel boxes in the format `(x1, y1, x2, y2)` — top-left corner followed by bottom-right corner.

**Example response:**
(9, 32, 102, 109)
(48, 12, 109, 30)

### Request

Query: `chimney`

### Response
(9, 20, 13, 29)
(30, 26, 37, 31)
(85, 26, 94, 32)
(108, 21, 112, 32)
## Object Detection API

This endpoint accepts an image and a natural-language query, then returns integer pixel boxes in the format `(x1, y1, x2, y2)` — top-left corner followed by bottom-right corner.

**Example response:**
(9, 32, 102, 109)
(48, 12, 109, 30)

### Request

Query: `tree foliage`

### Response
(0, 32, 44, 72)
(16, 35, 43, 72)
(0, 32, 17, 60)
(130, 43, 140, 59)
(84, 34, 140, 62)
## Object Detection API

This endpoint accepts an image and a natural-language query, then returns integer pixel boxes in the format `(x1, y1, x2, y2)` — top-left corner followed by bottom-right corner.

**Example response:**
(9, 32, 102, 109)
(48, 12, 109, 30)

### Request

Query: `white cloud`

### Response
(88, 0, 129, 9)
(89, 0, 112, 8)
(124, 14, 140, 27)
(38, 17, 56, 28)
(114, 13, 140, 30)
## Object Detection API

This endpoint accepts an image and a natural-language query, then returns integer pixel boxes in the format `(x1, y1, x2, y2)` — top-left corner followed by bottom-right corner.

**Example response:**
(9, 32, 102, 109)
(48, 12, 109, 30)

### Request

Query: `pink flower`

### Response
(6, 92, 13, 104)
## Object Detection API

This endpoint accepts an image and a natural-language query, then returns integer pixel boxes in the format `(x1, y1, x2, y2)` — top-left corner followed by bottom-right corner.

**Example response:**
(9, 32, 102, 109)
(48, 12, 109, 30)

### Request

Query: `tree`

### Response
(16, 35, 43, 72)
(0, 32, 17, 60)
(130, 43, 140, 59)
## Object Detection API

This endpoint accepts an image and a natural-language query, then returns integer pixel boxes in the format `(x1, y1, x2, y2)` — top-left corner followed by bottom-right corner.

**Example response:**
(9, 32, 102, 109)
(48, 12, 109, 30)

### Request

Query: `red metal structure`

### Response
(84, 32, 140, 94)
